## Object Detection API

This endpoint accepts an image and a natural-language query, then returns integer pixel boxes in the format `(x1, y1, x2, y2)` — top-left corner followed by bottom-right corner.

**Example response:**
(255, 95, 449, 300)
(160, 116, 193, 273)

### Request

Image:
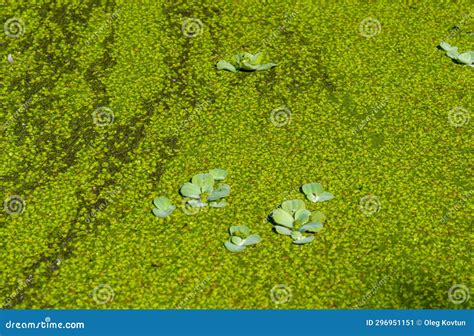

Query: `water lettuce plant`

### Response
(224, 225, 261, 252)
(439, 42, 473, 67)
(302, 182, 334, 202)
(270, 199, 325, 244)
(180, 169, 230, 208)
(152, 196, 176, 218)
(216, 52, 277, 72)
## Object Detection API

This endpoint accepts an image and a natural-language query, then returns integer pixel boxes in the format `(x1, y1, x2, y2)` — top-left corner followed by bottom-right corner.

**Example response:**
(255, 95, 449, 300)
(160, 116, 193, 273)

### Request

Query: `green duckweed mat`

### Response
(1, 1, 472, 309)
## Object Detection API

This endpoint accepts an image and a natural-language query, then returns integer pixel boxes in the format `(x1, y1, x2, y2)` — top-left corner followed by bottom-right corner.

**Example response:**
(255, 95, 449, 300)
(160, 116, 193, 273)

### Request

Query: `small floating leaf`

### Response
(299, 222, 323, 233)
(231, 236, 244, 246)
(208, 184, 230, 201)
(316, 191, 335, 202)
(216, 60, 237, 72)
(230, 225, 250, 237)
(180, 182, 201, 199)
(209, 201, 226, 208)
(209, 168, 227, 180)
(192, 173, 214, 193)
(242, 234, 261, 246)
(274, 225, 292, 236)
(281, 199, 305, 214)
(293, 236, 315, 245)
(224, 241, 246, 252)
(272, 208, 294, 228)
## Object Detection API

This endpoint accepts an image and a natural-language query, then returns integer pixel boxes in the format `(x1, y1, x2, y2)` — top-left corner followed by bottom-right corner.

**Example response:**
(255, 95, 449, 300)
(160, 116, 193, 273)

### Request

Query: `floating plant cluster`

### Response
(180, 169, 230, 208)
(269, 183, 334, 245)
(216, 52, 277, 72)
(152, 178, 334, 252)
(439, 42, 473, 67)
(224, 225, 262, 253)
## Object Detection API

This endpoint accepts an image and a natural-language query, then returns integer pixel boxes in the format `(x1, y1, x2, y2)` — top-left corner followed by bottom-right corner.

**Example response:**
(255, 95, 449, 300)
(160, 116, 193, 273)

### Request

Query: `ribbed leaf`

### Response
(207, 184, 230, 201)
(231, 236, 244, 246)
(224, 241, 246, 253)
(187, 199, 207, 207)
(272, 208, 294, 228)
(242, 234, 261, 246)
(291, 231, 303, 240)
(274, 225, 292, 236)
(152, 206, 175, 218)
(209, 168, 227, 180)
(294, 209, 311, 226)
(192, 173, 214, 193)
(316, 191, 334, 202)
(302, 182, 323, 196)
(458, 52, 473, 64)
(153, 196, 173, 211)
(281, 199, 305, 214)
(209, 201, 227, 208)
(180, 182, 201, 199)
(293, 236, 315, 245)
(230, 225, 250, 237)
(299, 222, 323, 233)
(216, 60, 237, 72)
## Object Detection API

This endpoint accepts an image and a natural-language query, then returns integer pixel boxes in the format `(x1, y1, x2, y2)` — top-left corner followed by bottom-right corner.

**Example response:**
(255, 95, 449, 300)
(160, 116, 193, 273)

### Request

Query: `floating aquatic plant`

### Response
(180, 169, 230, 209)
(439, 42, 473, 67)
(216, 52, 277, 72)
(302, 182, 334, 203)
(152, 196, 176, 218)
(270, 199, 325, 244)
(224, 225, 261, 252)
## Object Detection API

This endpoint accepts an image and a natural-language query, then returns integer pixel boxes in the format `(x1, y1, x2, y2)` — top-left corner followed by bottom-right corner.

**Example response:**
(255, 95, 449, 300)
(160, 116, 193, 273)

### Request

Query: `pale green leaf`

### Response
(299, 222, 323, 233)
(293, 236, 315, 245)
(153, 196, 173, 211)
(207, 184, 230, 201)
(281, 199, 305, 214)
(274, 225, 292, 236)
(272, 208, 294, 228)
(224, 241, 246, 252)
(209, 168, 227, 180)
(242, 234, 261, 246)
(216, 60, 237, 72)
(180, 183, 201, 199)
(230, 225, 250, 237)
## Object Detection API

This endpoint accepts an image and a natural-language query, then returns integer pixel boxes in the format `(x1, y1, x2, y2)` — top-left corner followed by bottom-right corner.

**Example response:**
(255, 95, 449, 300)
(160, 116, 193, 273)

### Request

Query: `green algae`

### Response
(0, 0, 472, 309)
